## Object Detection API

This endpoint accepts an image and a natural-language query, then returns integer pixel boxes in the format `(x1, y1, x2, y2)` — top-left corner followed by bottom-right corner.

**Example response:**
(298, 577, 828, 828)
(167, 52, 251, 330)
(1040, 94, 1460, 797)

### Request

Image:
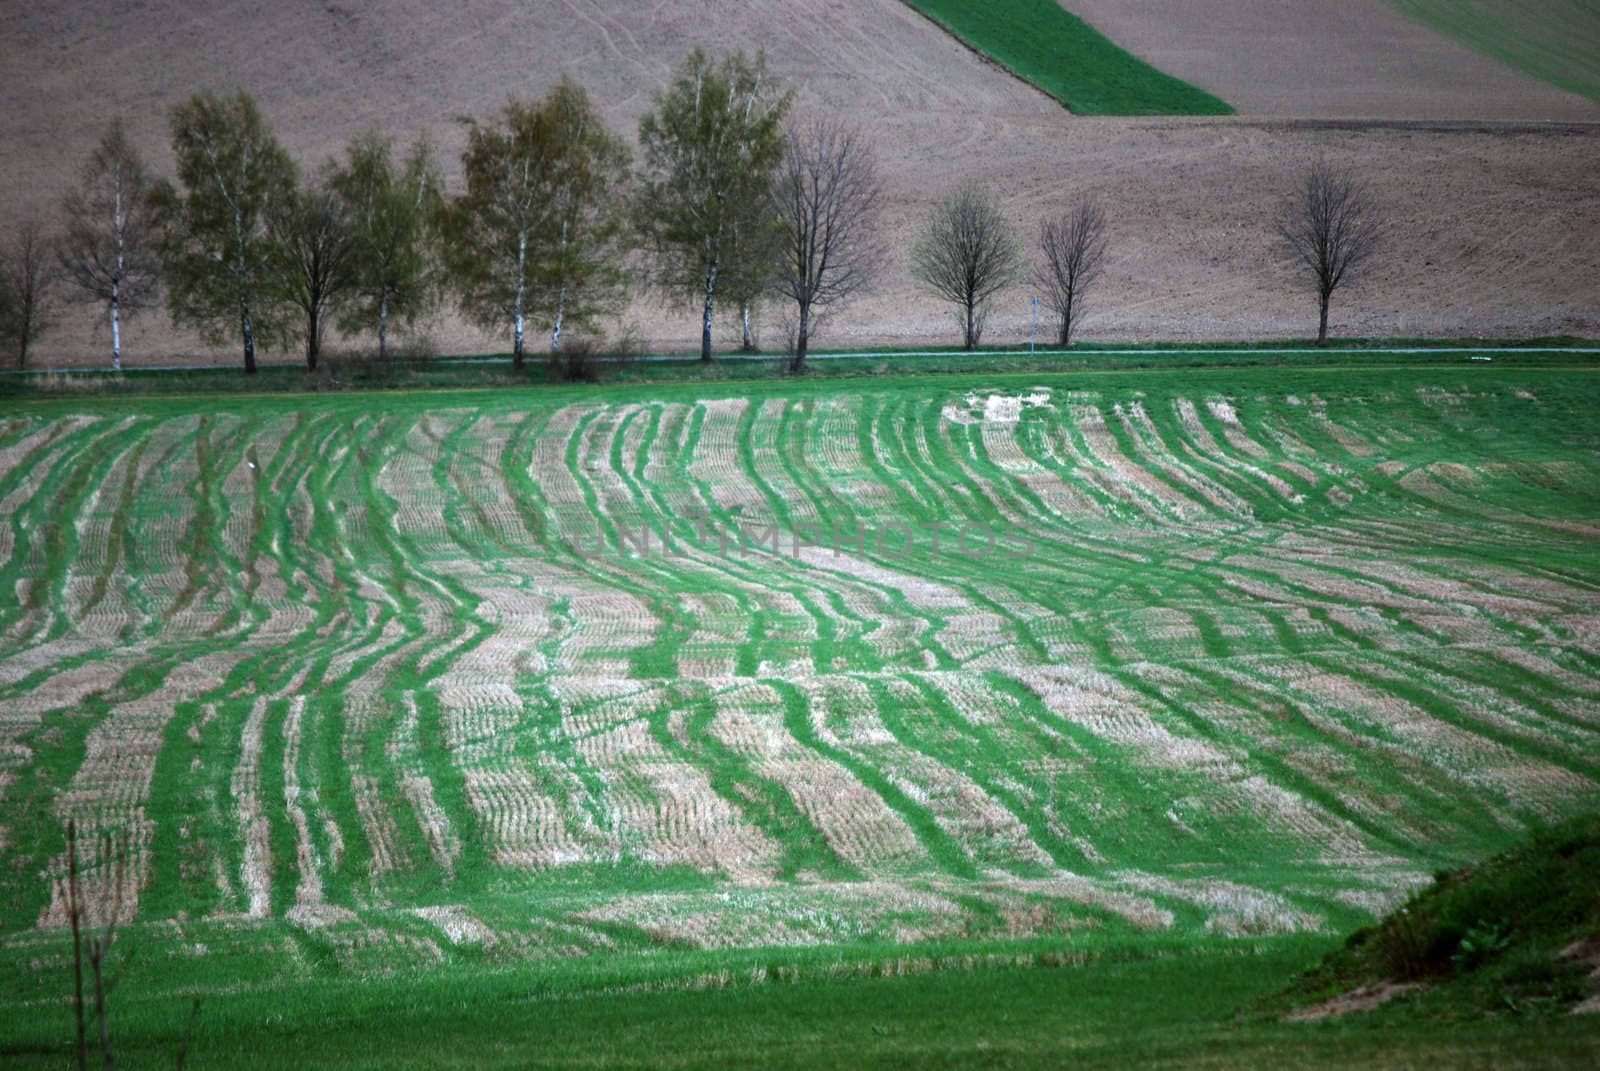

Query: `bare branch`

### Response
(0, 219, 60, 368)
(1279, 160, 1382, 346)
(910, 181, 1023, 350)
(771, 118, 884, 373)
(58, 120, 162, 370)
(1036, 202, 1107, 348)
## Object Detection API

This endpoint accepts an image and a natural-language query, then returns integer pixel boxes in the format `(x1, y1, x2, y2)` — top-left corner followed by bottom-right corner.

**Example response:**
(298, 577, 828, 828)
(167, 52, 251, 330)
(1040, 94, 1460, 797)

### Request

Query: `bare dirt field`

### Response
(2, 1, 1597, 365)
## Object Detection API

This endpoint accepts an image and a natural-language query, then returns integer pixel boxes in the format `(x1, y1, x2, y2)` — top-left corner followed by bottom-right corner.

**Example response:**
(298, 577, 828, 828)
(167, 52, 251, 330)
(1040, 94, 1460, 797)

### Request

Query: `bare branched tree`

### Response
(911, 181, 1022, 350)
(771, 119, 883, 373)
(59, 820, 199, 1071)
(1037, 202, 1107, 348)
(0, 220, 60, 368)
(269, 178, 354, 372)
(61, 820, 132, 1071)
(1280, 161, 1381, 346)
(60, 121, 162, 371)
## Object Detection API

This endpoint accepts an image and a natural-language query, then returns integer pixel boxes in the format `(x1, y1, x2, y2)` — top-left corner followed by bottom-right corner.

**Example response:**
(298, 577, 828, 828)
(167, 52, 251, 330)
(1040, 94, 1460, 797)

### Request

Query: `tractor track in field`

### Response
(0, 364, 1597, 994)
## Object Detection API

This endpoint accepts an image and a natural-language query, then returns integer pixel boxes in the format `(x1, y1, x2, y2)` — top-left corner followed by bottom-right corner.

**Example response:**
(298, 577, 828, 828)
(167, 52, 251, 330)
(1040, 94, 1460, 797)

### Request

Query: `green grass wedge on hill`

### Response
(900, 0, 1234, 115)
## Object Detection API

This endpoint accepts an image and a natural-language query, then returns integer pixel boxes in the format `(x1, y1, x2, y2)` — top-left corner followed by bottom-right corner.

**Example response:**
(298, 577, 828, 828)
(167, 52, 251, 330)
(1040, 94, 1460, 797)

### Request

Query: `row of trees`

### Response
(908, 159, 1378, 351)
(1, 49, 1378, 372)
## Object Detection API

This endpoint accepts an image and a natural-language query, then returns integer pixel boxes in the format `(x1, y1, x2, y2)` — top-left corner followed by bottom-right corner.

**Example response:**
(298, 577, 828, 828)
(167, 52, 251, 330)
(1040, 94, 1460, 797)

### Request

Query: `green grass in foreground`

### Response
(899, 0, 1233, 115)
(5, 941, 1598, 1069)
(6, 339, 1595, 401)
(1392, 0, 1600, 103)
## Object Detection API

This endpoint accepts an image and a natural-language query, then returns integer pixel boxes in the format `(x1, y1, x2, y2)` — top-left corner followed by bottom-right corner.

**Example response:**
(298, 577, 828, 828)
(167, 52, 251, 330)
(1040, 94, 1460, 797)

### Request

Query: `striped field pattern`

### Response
(1, 360, 1597, 994)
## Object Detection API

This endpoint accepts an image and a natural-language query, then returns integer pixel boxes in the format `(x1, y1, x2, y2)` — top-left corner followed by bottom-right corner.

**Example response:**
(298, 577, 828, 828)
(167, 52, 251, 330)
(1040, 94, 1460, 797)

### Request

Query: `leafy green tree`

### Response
(636, 49, 792, 362)
(150, 90, 296, 374)
(332, 132, 444, 361)
(539, 81, 631, 355)
(444, 82, 631, 369)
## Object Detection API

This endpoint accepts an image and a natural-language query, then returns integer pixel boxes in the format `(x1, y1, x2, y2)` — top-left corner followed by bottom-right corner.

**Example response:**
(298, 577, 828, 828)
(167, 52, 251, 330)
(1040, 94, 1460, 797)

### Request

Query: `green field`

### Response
(2, 354, 1599, 1063)
(1393, 0, 1600, 103)
(899, 0, 1233, 115)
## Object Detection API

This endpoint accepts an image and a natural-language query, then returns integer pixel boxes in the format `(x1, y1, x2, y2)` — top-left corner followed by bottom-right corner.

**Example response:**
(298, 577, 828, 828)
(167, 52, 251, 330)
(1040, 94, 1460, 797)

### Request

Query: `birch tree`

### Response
(772, 119, 883, 373)
(269, 178, 353, 371)
(332, 132, 444, 361)
(0, 220, 58, 368)
(1281, 161, 1381, 346)
(636, 49, 791, 362)
(540, 80, 631, 355)
(723, 202, 785, 353)
(59, 121, 161, 370)
(911, 181, 1023, 351)
(445, 83, 630, 368)
(444, 101, 550, 370)
(1037, 202, 1107, 348)
(150, 91, 297, 374)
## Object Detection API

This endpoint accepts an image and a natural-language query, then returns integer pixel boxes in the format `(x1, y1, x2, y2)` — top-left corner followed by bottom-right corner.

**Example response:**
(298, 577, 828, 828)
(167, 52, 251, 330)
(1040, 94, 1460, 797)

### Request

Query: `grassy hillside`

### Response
(900, 0, 1233, 114)
(1392, 0, 1600, 102)
(0, 355, 1598, 1062)
(1285, 812, 1600, 1019)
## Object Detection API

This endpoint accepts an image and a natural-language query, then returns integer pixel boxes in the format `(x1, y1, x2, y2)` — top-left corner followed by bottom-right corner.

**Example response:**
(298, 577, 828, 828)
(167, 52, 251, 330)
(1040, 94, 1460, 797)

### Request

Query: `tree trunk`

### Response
(1058, 289, 1074, 347)
(113, 185, 125, 372)
(67, 822, 86, 1071)
(741, 302, 755, 353)
(241, 303, 257, 375)
(378, 286, 390, 363)
(306, 304, 320, 372)
(790, 304, 810, 374)
(236, 209, 255, 374)
(552, 288, 566, 353)
(1317, 293, 1330, 347)
(513, 231, 527, 370)
(964, 301, 977, 352)
(110, 293, 122, 372)
(92, 953, 112, 1071)
(701, 260, 718, 363)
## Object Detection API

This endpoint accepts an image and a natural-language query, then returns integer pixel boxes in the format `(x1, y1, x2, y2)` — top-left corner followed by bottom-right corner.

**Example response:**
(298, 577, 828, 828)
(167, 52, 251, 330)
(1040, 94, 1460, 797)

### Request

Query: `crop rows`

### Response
(0, 370, 1597, 990)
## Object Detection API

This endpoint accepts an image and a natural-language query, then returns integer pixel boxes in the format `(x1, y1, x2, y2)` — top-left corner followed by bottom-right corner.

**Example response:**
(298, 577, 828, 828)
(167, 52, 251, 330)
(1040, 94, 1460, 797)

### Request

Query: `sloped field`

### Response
(4, 1, 1599, 365)
(1064, 0, 1598, 118)
(1, 360, 1598, 1008)
(1393, 0, 1600, 104)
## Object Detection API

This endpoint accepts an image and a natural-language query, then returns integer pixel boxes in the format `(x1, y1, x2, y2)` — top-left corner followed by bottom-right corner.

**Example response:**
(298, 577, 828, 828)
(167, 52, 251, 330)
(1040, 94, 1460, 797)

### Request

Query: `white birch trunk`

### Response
(110, 294, 122, 372)
(513, 229, 527, 366)
(112, 181, 125, 371)
(701, 259, 718, 362)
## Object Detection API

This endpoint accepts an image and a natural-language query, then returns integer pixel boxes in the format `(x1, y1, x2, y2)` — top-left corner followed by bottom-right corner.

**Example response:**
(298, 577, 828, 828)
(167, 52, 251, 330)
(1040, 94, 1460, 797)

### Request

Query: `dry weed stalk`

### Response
(59, 819, 200, 1070)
